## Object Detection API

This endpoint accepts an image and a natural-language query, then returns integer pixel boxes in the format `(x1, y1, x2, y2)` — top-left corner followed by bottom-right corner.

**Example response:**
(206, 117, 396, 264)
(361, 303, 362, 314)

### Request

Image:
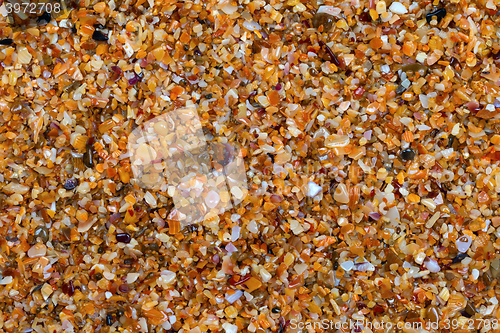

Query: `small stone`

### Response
(63, 178, 78, 190)
(400, 148, 415, 161)
(0, 276, 13, 285)
(222, 323, 238, 333)
(421, 198, 436, 210)
(136, 143, 157, 164)
(127, 273, 140, 284)
(471, 269, 479, 280)
(205, 190, 220, 209)
(416, 52, 428, 64)
(456, 235, 472, 253)
(41, 283, 53, 300)
(92, 30, 109, 42)
(464, 303, 477, 317)
(388, 2, 408, 14)
(106, 314, 113, 326)
(426, 306, 439, 322)
(116, 233, 131, 243)
(230, 186, 244, 200)
(424, 258, 440, 273)
(28, 243, 47, 258)
(294, 263, 308, 275)
(62, 280, 75, 296)
(306, 181, 322, 198)
(483, 271, 493, 286)
(224, 306, 238, 318)
(259, 268, 272, 282)
(311, 12, 334, 31)
(34, 226, 49, 243)
(333, 183, 349, 203)
(37, 11, 51, 25)
(438, 287, 450, 301)
(0, 39, 13, 45)
(426, 8, 446, 24)
(376, 1, 386, 14)
(340, 261, 354, 271)
(153, 121, 169, 136)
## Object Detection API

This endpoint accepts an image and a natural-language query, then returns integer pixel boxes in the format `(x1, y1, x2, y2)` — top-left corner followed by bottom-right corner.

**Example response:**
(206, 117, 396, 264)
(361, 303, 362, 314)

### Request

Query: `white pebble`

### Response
(389, 2, 408, 14)
(127, 273, 140, 284)
(294, 263, 308, 275)
(307, 181, 322, 198)
(222, 323, 238, 333)
(247, 220, 258, 234)
(340, 261, 354, 271)
(230, 186, 244, 200)
(205, 190, 220, 209)
(0, 276, 13, 285)
(231, 225, 241, 241)
(317, 5, 341, 16)
(424, 258, 441, 273)
(456, 235, 472, 253)
(471, 269, 479, 281)
(28, 243, 47, 258)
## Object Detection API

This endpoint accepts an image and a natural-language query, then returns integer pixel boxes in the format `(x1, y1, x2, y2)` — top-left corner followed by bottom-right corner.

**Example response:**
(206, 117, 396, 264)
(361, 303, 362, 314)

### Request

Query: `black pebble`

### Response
(400, 148, 416, 161)
(311, 12, 334, 31)
(451, 252, 467, 264)
(358, 11, 371, 23)
(34, 226, 49, 243)
(37, 12, 51, 25)
(94, 272, 103, 280)
(183, 44, 189, 51)
(449, 57, 459, 68)
(63, 178, 78, 190)
(396, 84, 406, 95)
(106, 314, 113, 326)
(83, 143, 94, 168)
(206, 93, 212, 99)
(92, 30, 108, 42)
(6, 235, 18, 242)
(463, 303, 477, 317)
(148, 243, 159, 251)
(272, 307, 281, 313)
(0, 39, 13, 46)
(426, 8, 446, 24)
(447, 135, 455, 148)
(116, 233, 131, 243)
(71, 26, 77, 33)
